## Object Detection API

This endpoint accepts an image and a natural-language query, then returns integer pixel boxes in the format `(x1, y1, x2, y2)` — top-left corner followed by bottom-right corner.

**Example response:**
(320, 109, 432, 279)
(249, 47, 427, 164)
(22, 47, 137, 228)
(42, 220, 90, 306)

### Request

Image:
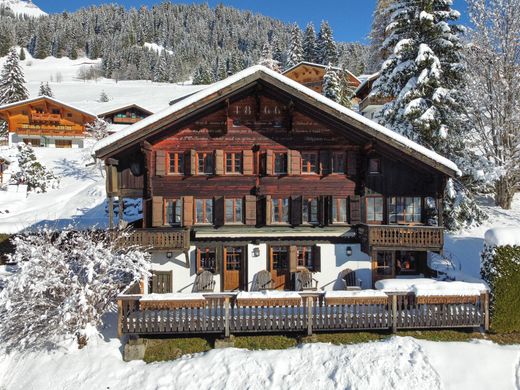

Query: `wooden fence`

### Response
(118, 291, 489, 337)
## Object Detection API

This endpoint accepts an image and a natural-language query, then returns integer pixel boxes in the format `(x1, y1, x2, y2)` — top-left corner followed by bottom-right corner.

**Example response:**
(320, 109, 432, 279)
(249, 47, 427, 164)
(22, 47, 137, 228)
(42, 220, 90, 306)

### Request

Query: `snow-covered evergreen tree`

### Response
(192, 64, 214, 85)
(11, 143, 59, 193)
(286, 23, 303, 69)
(303, 22, 317, 63)
(0, 48, 29, 105)
(258, 41, 281, 72)
(19, 47, 26, 61)
(98, 91, 110, 103)
(316, 21, 338, 66)
(367, 0, 394, 73)
(38, 82, 53, 97)
(0, 227, 151, 351)
(86, 119, 109, 141)
(153, 51, 169, 83)
(338, 66, 355, 108)
(322, 65, 341, 103)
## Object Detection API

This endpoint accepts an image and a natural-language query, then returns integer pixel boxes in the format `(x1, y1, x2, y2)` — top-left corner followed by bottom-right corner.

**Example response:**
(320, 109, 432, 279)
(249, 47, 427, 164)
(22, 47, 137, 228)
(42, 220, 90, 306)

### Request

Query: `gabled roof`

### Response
(0, 96, 97, 121)
(98, 103, 154, 118)
(93, 65, 460, 177)
(283, 61, 361, 84)
(354, 72, 380, 98)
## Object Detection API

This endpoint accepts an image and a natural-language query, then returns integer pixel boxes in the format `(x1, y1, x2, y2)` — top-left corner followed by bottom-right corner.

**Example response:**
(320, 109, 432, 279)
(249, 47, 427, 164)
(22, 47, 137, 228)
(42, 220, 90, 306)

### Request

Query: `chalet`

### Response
(95, 66, 489, 338)
(98, 104, 153, 125)
(283, 62, 361, 98)
(354, 73, 392, 123)
(0, 96, 97, 148)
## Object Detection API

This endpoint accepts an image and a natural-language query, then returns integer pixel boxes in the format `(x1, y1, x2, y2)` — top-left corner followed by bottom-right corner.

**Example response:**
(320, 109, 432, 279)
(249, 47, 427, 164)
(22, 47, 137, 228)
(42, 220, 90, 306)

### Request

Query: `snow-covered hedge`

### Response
(0, 227, 151, 351)
(481, 228, 520, 332)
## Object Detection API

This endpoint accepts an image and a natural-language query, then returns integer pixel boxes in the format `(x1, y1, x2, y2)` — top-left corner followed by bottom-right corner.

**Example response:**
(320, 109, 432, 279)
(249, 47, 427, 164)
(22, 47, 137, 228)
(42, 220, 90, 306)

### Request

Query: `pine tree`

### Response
(322, 65, 341, 103)
(286, 23, 303, 69)
(19, 47, 26, 61)
(153, 51, 169, 82)
(12, 143, 59, 193)
(38, 82, 53, 97)
(258, 41, 281, 72)
(0, 48, 29, 105)
(338, 66, 355, 108)
(303, 22, 317, 63)
(367, 0, 394, 73)
(316, 21, 338, 66)
(98, 91, 110, 103)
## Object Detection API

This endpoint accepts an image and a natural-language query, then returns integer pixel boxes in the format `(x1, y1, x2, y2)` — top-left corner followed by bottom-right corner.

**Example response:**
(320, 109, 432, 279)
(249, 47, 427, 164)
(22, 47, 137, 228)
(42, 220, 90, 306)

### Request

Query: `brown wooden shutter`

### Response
(155, 150, 166, 176)
(289, 150, 301, 175)
(215, 150, 224, 175)
(264, 195, 272, 225)
(214, 196, 225, 226)
(265, 150, 273, 175)
(347, 151, 358, 176)
(215, 245, 222, 274)
(289, 245, 298, 273)
(243, 150, 254, 175)
(313, 245, 321, 272)
(320, 150, 331, 175)
(349, 195, 361, 224)
(182, 196, 194, 227)
(318, 196, 327, 226)
(291, 196, 302, 226)
(245, 195, 257, 225)
(190, 150, 197, 175)
(152, 196, 164, 227)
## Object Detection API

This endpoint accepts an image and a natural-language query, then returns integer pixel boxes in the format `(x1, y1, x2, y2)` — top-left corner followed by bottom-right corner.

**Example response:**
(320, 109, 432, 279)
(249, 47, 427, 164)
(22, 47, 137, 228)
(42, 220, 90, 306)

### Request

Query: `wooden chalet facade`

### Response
(0, 96, 97, 148)
(95, 66, 459, 298)
(99, 104, 153, 125)
(354, 73, 392, 123)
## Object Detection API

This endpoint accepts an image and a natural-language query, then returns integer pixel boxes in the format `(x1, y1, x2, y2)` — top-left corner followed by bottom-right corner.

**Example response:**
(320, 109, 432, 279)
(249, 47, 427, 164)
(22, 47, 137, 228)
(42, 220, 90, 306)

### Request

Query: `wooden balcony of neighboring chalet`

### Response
(16, 127, 85, 137)
(358, 95, 393, 112)
(113, 117, 142, 124)
(119, 228, 190, 251)
(358, 224, 444, 254)
(31, 112, 61, 122)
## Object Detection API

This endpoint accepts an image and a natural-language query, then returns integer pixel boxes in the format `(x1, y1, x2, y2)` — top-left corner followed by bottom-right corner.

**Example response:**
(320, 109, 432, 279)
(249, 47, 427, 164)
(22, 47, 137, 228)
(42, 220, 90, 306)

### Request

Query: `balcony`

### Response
(31, 112, 61, 122)
(358, 95, 393, 112)
(358, 224, 444, 254)
(120, 228, 190, 251)
(113, 116, 143, 124)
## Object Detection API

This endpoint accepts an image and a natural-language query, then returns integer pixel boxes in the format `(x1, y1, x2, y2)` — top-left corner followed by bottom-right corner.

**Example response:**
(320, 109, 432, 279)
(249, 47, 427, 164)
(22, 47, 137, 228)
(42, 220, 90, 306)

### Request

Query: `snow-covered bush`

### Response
(11, 143, 59, 193)
(443, 178, 487, 231)
(86, 118, 109, 140)
(0, 227, 151, 351)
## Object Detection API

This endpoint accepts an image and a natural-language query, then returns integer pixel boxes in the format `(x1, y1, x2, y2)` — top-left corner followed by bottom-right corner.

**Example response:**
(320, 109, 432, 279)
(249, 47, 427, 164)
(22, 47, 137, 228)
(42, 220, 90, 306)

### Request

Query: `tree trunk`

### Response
(495, 177, 514, 209)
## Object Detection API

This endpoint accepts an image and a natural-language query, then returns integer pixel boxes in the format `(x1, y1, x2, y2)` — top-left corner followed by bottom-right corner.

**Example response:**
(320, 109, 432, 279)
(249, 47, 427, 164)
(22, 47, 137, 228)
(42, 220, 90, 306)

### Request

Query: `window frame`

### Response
(225, 151, 243, 174)
(297, 245, 314, 270)
(302, 197, 319, 225)
(273, 152, 288, 175)
(368, 158, 382, 175)
(366, 196, 384, 224)
(332, 198, 348, 224)
(225, 198, 244, 224)
(388, 196, 422, 225)
(332, 151, 347, 174)
(164, 198, 182, 226)
(301, 151, 319, 174)
(197, 247, 217, 274)
(167, 152, 185, 175)
(196, 152, 214, 175)
(375, 251, 394, 277)
(225, 246, 243, 271)
(194, 198, 214, 225)
(271, 197, 290, 224)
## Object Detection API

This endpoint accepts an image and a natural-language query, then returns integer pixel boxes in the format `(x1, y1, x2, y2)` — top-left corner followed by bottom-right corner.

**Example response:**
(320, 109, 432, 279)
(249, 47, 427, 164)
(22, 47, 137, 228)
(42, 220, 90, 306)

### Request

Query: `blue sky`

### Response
(36, 0, 470, 43)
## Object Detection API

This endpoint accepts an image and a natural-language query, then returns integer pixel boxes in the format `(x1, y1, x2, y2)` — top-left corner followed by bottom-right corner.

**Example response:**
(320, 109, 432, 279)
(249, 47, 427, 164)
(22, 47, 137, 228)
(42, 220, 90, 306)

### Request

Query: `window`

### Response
(302, 197, 319, 224)
(271, 246, 288, 270)
(375, 251, 393, 276)
(332, 152, 346, 174)
(225, 198, 243, 224)
(165, 199, 182, 225)
(274, 152, 287, 175)
(195, 198, 213, 224)
(332, 198, 348, 223)
(369, 158, 381, 174)
(297, 246, 314, 269)
(396, 251, 417, 274)
(301, 152, 319, 174)
(225, 152, 242, 174)
(67, 113, 72, 118)
(52, 109, 60, 115)
(168, 152, 184, 175)
(388, 197, 422, 224)
(366, 196, 384, 223)
(197, 247, 217, 273)
(271, 198, 290, 224)
(225, 247, 242, 270)
(197, 152, 214, 175)
(148, 271, 172, 294)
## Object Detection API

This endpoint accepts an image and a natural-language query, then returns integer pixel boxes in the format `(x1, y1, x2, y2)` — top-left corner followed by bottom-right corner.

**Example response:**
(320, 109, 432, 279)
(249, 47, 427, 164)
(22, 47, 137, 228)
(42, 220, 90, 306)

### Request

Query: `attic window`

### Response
(369, 158, 382, 174)
(67, 113, 72, 118)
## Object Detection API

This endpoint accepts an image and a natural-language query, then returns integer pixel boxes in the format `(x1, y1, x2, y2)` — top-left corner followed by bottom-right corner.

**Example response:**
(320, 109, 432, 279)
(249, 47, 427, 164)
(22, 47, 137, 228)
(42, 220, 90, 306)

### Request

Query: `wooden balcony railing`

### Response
(359, 95, 393, 112)
(17, 127, 85, 137)
(121, 228, 190, 250)
(31, 112, 61, 122)
(113, 117, 143, 124)
(358, 224, 444, 253)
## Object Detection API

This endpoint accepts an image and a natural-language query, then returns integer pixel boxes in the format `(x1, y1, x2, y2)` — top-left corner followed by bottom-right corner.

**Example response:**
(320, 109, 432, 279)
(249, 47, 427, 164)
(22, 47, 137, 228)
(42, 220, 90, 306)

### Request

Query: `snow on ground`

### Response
(0, 314, 518, 390)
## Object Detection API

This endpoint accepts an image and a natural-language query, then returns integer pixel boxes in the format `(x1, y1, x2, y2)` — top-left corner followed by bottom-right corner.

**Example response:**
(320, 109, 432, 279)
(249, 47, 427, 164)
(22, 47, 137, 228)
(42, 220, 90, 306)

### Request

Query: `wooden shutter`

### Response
(182, 196, 194, 227)
(289, 150, 301, 175)
(215, 150, 224, 175)
(243, 150, 254, 175)
(265, 150, 273, 175)
(214, 196, 225, 226)
(291, 196, 302, 226)
(190, 150, 197, 175)
(155, 150, 166, 176)
(152, 196, 164, 227)
(347, 151, 358, 176)
(264, 195, 272, 225)
(289, 245, 298, 272)
(320, 150, 331, 175)
(318, 196, 328, 226)
(245, 195, 257, 225)
(313, 245, 321, 272)
(215, 245, 222, 274)
(349, 195, 361, 224)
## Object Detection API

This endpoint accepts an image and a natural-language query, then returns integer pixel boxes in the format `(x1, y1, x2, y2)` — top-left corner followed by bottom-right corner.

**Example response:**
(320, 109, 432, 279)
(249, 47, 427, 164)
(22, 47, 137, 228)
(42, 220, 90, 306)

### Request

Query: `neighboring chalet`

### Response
(0, 96, 97, 148)
(95, 66, 491, 339)
(98, 104, 153, 125)
(283, 62, 361, 99)
(354, 73, 392, 123)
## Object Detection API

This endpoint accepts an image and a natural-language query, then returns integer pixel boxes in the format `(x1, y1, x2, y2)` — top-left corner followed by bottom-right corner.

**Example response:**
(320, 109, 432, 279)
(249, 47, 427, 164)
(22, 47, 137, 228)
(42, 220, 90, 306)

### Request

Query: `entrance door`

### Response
(223, 246, 244, 291)
(269, 246, 290, 290)
(55, 139, 72, 148)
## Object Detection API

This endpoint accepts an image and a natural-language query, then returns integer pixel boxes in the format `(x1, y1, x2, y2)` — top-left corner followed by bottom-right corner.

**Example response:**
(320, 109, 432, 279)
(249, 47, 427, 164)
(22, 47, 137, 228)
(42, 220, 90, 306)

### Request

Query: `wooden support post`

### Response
(224, 296, 231, 338)
(482, 292, 490, 332)
(108, 196, 114, 229)
(307, 296, 313, 336)
(391, 294, 398, 333)
(117, 300, 123, 338)
(118, 196, 124, 226)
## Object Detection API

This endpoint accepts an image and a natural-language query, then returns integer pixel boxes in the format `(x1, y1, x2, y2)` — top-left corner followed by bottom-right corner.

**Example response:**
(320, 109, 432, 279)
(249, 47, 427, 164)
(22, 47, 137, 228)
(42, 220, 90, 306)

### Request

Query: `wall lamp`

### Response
(166, 251, 173, 259)
(252, 247, 260, 258)
(346, 246, 353, 257)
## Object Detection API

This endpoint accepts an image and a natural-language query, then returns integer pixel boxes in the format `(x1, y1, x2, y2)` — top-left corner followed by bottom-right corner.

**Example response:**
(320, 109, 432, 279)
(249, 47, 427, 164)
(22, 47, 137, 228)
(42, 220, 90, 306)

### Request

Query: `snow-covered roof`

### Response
(0, 95, 97, 120)
(282, 61, 361, 84)
(97, 103, 154, 118)
(484, 227, 520, 247)
(93, 65, 460, 176)
(354, 72, 380, 96)
(375, 278, 488, 295)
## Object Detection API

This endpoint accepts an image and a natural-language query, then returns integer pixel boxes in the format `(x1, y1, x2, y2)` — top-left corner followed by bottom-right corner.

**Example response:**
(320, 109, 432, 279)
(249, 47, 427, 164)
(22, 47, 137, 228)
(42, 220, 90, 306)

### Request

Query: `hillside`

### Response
(0, 0, 46, 18)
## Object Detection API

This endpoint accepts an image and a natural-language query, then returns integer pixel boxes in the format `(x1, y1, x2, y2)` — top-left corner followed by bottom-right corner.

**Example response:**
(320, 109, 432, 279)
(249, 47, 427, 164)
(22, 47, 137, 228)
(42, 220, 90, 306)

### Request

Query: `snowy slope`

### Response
(0, 0, 46, 17)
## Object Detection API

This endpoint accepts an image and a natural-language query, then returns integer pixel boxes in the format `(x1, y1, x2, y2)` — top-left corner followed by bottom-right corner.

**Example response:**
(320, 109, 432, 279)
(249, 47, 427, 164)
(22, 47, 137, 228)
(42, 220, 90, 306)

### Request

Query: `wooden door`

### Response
(371, 250, 395, 286)
(270, 246, 290, 290)
(149, 271, 172, 294)
(223, 247, 244, 291)
(55, 139, 72, 148)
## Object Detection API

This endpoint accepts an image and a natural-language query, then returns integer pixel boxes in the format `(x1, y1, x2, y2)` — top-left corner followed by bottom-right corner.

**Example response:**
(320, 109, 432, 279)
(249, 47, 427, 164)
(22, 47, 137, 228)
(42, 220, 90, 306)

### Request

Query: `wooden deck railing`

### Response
(359, 224, 444, 252)
(31, 112, 61, 122)
(113, 117, 142, 124)
(121, 228, 190, 250)
(117, 291, 488, 337)
(358, 95, 393, 112)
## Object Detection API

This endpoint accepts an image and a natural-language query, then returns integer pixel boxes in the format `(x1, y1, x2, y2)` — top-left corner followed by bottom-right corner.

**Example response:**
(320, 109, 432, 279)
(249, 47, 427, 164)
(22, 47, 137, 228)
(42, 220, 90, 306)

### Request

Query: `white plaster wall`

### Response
(8, 134, 83, 148)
